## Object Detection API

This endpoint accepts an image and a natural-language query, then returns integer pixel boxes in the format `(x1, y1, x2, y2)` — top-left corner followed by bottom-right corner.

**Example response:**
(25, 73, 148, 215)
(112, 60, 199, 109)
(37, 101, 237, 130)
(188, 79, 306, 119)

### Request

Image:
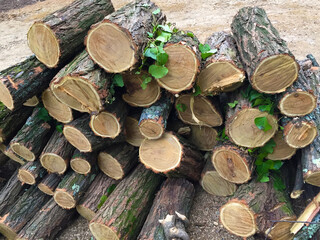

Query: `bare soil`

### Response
(0, 0, 319, 239)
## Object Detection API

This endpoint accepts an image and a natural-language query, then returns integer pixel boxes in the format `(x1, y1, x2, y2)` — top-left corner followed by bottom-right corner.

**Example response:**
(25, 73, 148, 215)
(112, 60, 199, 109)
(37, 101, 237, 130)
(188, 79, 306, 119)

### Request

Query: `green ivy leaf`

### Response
(259, 105, 272, 112)
(156, 52, 169, 65)
(106, 184, 117, 195)
(113, 74, 124, 87)
(156, 31, 172, 42)
(228, 100, 238, 108)
(176, 103, 187, 112)
(141, 76, 152, 90)
(199, 43, 211, 53)
(149, 65, 168, 79)
(152, 8, 160, 14)
(252, 98, 264, 107)
(279, 126, 284, 130)
(144, 48, 158, 60)
(187, 32, 194, 38)
(192, 85, 202, 96)
(271, 161, 283, 170)
(97, 195, 108, 209)
(254, 117, 272, 131)
(272, 173, 286, 190)
(249, 91, 262, 102)
(147, 32, 153, 38)
(37, 107, 52, 122)
(56, 124, 63, 133)
(201, 49, 217, 60)
(158, 25, 172, 33)
(259, 174, 270, 182)
(261, 139, 276, 154)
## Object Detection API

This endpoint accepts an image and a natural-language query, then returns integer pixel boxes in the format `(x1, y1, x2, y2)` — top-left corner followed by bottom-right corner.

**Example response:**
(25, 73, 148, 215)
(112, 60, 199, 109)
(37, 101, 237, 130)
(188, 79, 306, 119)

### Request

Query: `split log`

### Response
(175, 94, 223, 127)
(85, 0, 166, 73)
(0, 56, 58, 110)
(125, 116, 145, 147)
(27, 0, 114, 68)
(18, 161, 46, 185)
(139, 93, 173, 139)
(139, 132, 204, 181)
(76, 173, 118, 221)
(122, 72, 161, 107)
(0, 186, 50, 239)
(9, 108, 52, 161)
(42, 88, 73, 123)
(54, 169, 98, 209)
(38, 173, 61, 196)
(266, 131, 297, 160)
(2, 145, 26, 165)
(40, 131, 74, 174)
(220, 179, 296, 239)
(70, 150, 97, 175)
(16, 198, 76, 240)
(156, 31, 201, 93)
(197, 31, 245, 95)
(23, 96, 39, 107)
(138, 178, 195, 240)
(231, 7, 299, 93)
(98, 142, 138, 180)
(63, 114, 124, 152)
(293, 213, 320, 240)
(225, 90, 278, 148)
(89, 164, 164, 240)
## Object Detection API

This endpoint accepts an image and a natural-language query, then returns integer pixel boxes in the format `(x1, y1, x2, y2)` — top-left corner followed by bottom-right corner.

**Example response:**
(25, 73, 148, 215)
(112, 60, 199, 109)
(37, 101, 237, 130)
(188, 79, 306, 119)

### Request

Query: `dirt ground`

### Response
(0, 0, 319, 239)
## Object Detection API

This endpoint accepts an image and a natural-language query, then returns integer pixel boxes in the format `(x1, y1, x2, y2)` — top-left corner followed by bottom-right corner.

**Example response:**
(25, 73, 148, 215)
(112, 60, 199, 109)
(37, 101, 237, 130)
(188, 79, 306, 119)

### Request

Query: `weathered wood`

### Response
(231, 7, 299, 93)
(124, 115, 145, 147)
(27, 0, 114, 68)
(98, 142, 138, 180)
(266, 131, 297, 160)
(86, 0, 166, 73)
(18, 161, 46, 185)
(38, 173, 61, 196)
(70, 150, 97, 175)
(89, 164, 164, 240)
(76, 173, 118, 221)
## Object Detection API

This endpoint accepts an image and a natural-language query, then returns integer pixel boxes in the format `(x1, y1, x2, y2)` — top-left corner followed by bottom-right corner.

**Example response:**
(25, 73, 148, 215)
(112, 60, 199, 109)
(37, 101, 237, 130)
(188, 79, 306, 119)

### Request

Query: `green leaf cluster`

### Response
(37, 107, 52, 122)
(199, 43, 217, 60)
(106, 74, 124, 104)
(227, 100, 238, 108)
(176, 103, 187, 112)
(192, 85, 202, 96)
(216, 128, 229, 142)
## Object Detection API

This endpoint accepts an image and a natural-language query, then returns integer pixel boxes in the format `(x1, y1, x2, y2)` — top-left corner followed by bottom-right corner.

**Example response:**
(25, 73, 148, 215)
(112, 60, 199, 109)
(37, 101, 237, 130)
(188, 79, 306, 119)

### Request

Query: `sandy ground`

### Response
(0, 0, 319, 239)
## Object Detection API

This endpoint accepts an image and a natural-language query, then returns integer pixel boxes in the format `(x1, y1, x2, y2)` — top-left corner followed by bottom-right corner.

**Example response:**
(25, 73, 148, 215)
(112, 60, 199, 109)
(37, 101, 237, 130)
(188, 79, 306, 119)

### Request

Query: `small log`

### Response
(27, 0, 114, 68)
(231, 7, 299, 93)
(85, 0, 166, 73)
(16, 198, 77, 240)
(18, 161, 46, 185)
(54, 169, 98, 209)
(157, 31, 201, 93)
(197, 31, 245, 95)
(139, 93, 173, 139)
(70, 150, 97, 175)
(124, 116, 145, 147)
(188, 125, 218, 151)
(139, 132, 204, 181)
(220, 179, 296, 239)
(42, 88, 73, 123)
(98, 142, 138, 180)
(0, 56, 58, 110)
(122, 72, 161, 107)
(38, 173, 61, 196)
(0, 186, 50, 239)
(89, 164, 164, 240)
(266, 131, 297, 160)
(9, 108, 52, 161)
(40, 131, 74, 174)
(138, 178, 195, 240)
(23, 96, 39, 107)
(2, 145, 25, 165)
(63, 114, 124, 152)
(175, 94, 223, 127)
(76, 173, 118, 221)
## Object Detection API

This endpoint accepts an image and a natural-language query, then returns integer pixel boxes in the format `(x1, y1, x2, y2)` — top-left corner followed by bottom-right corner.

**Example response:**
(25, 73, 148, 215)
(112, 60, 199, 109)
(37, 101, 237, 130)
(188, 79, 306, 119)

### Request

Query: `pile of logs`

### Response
(0, 0, 319, 239)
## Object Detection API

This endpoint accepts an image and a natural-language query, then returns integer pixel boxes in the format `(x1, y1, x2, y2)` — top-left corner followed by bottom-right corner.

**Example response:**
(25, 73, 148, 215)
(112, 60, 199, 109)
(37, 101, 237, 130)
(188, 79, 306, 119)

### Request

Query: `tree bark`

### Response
(38, 173, 61, 196)
(89, 164, 164, 240)
(98, 142, 138, 180)
(76, 173, 119, 221)
(124, 115, 145, 147)
(16, 198, 77, 240)
(9, 108, 52, 161)
(231, 7, 299, 93)
(70, 149, 97, 175)
(0, 153, 20, 185)
(86, 0, 166, 73)
(27, 0, 114, 68)
(197, 31, 245, 95)
(18, 160, 46, 185)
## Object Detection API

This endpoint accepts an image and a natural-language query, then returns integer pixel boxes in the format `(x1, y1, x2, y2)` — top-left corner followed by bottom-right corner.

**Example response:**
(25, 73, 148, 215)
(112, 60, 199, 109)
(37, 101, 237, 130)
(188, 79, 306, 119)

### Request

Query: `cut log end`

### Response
(10, 143, 35, 161)
(200, 171, 237, 196)
(23, 96, 39, 107)
(284, 121, 317, 148)
(18, 169, 35, 185)
(290, 190, 304, 199)
(124, 117, 145, 147)
(266, 131, 296, 160)
(70, 158, 91, 175)
(304, 171, 320, 187)
(0, 222, 17, 240)
(90, 112, 121, 138)
(86, 21, 136, 73)
(76, 205, 95, 222)
(197, 62, 245, 94)
(27, 22, 60, 68)
(38, 183, 54, 196)
(63, 126, 92, 152)
(98, 152, 124, 180)
(40, 153, 67, 174)
(157, 44, 199, 93)
(189, 126, 218, 151)
(279, 91, 316, 117)
(54, 190, 76, 209)
(268, 216, 295, 240)
(252, 54, 299, 93)
(139, 120, 164, 140)
(0, 80, 14, 110)
(89, 222, 119, 240)
(220, 201, 256, 238)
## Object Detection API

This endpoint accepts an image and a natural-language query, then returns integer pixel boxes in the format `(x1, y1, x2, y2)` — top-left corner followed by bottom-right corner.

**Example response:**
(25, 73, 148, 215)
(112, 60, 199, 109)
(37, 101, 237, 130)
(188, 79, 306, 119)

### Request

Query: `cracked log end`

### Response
(284, 121, 317, 148)
(90, 112, 121, 138)
(63, 125, 92, 152)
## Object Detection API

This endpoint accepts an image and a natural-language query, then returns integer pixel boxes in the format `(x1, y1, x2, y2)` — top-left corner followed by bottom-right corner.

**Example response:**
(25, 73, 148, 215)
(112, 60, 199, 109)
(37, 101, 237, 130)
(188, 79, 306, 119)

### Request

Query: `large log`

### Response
(266, 131, 297, 160)
(9, 108, 52, 161)
(139, 132, 204, 181)
(231, 7, 299, 93)
(18, 160, 46, 185)
(38, 173, 61, 196)
(70, 150, 97, 175)
(27, 0, 114, 68)
(138, 178, 195, 240)
(89, 164, 164, 240)
(98, 142, 138, 180)
(76, 173, 119, 221)
(0, 56, 58, 110)
(40, 131, 74, 174)
(197, 31, 245, 95)
(85, 0, 166, 73)
(16, 198, 76, 240)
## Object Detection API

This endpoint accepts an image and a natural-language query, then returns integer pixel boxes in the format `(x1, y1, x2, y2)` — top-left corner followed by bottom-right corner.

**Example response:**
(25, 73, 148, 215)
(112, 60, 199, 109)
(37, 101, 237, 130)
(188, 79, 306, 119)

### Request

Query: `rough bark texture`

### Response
(138, 178, 195, 240)
(76, 173, 119, 221)
(0, 156, 20, 185)
(0, 56, 58, 110)
(70, 149, 97, 175)
(90, 164, 164, 240)
(18, 160, 46, 185)
(38, 173, 61, 196)
(16, 198, 77, 240)
(27, 0, 115, 68)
